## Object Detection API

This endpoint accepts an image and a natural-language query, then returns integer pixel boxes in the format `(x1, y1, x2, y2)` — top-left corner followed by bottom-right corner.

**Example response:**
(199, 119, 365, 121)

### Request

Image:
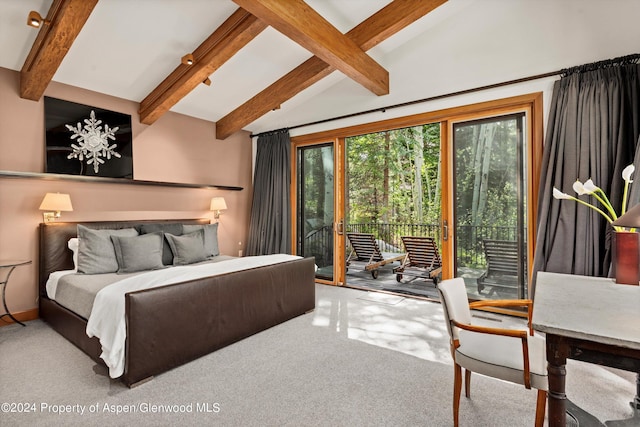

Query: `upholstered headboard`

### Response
(38, 219, 210, 297)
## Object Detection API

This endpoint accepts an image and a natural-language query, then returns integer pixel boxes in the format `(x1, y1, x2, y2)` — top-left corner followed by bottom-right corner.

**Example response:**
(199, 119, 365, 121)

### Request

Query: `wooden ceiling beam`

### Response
(139, 8, 267, 125)
(216, 0, 448, 140)
(233, 0, 389, 96)
(20, 0, 98, 101)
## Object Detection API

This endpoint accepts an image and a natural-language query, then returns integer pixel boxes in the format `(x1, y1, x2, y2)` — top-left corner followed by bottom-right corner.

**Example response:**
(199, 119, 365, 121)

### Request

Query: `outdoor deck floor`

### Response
(344, 261, 521, 301)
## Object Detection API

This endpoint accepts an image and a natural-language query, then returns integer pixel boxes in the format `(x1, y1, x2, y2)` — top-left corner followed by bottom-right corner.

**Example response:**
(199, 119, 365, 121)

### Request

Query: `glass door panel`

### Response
(296, 143, 335, 281)
(344, 125, 441, 295)
(452, 113, 528, 300)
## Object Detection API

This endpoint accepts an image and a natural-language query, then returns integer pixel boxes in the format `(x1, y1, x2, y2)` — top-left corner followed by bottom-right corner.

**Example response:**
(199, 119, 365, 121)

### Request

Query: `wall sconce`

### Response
(27, 11, 49, 28)
(39, 193, 73, 222)
(181, 53, 194, 65)
(210, 197, 227, 220)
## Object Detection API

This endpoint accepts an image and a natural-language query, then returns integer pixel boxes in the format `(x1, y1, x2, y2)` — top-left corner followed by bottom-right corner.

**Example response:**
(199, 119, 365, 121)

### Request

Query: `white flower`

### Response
(582, 179, 598, 194)
(554, 164, 635, 231)
(572, 181, 586, 195)
(622, 165, 635, 214)
(553, 188, 572, 200)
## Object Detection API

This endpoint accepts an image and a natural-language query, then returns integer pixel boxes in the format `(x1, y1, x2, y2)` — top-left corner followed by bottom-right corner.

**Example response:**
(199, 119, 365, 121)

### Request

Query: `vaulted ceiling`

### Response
(1, 0, 639, 139)
(7, 0, 447, 139)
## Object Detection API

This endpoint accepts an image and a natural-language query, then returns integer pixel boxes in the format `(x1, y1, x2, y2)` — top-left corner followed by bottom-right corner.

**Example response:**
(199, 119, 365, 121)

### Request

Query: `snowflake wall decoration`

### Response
(65, 110, 121, 174)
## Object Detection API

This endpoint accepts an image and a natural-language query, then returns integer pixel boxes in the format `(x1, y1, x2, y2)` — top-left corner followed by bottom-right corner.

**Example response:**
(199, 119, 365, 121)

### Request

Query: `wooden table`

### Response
(532, 272, 640, 427)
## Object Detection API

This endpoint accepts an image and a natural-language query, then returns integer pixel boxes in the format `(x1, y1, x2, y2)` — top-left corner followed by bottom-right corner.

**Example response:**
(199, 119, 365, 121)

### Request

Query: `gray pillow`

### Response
(182, 223, 219, 257)
(139, 223, 183, 265)
(77, 226, 139, 274)
(111, 232, 165, 273)
(165, 230, 207, 265)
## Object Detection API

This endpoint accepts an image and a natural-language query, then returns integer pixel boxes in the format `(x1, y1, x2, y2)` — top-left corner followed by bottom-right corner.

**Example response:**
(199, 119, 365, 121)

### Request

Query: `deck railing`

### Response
(303, 222, 518, 268)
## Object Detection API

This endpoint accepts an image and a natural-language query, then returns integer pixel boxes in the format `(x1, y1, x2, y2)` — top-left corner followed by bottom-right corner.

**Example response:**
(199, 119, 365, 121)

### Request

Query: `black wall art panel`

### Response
(44, 97, 133, 178)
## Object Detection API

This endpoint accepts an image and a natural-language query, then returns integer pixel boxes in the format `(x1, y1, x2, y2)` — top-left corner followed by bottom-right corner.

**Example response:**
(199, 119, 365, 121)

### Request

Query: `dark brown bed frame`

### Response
(38, 219, 316, 387)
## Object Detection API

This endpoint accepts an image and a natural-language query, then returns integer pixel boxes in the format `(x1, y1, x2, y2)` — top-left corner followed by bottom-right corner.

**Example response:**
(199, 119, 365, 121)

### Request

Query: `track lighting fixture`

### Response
(181, 53, 194, 66)
(203, 77, 211, 86)
(27, 11, 49, 28)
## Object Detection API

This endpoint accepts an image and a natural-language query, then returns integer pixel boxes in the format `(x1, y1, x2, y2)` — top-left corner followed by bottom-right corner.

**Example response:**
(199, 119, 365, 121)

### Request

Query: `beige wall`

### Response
(0, 67, 253, 319)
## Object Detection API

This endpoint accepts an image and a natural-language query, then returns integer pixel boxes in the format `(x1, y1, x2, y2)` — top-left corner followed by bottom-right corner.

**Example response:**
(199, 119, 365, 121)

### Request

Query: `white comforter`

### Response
(85, 254, 301, 378)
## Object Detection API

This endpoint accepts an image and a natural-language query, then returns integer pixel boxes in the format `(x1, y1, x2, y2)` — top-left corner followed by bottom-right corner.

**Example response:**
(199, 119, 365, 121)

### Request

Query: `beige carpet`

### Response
(0, 284, 636, 426)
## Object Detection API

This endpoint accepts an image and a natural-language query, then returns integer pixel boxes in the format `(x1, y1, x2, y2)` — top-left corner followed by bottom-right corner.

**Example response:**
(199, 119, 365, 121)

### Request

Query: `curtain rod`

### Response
(249, 53, 640, 139)
(249, 69, 559, 138)
(561, 53, 640, 76)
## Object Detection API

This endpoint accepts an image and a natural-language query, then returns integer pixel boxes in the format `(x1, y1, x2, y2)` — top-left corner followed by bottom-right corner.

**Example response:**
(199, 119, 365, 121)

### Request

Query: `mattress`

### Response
(49, 255, 237, 319)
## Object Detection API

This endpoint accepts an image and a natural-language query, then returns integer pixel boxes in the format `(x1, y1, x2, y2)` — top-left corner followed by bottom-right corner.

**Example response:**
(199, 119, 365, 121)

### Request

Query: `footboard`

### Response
(123, 257, 316, 387)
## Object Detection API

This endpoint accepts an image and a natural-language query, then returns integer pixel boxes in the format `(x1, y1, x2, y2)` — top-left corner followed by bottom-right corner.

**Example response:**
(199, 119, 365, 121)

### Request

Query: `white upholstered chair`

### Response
(437, 277, 548, 427)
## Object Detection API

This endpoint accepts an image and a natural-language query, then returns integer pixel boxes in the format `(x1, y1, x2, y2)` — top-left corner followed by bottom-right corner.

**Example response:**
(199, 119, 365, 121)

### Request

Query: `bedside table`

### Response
(0, 260, 32, 327)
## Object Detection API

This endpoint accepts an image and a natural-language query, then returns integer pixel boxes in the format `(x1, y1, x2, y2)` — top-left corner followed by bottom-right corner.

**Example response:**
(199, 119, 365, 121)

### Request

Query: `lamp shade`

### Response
(612, 203, 640, 228)
(210, 197, 227, 211)
(39, 193, 73, 212)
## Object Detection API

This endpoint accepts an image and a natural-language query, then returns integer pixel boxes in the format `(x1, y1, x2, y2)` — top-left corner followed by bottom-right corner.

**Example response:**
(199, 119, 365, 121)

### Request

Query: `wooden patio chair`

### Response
(346, 232, 405, 279)
(477, 239, 521, 295)
(393, 236, 442, 284)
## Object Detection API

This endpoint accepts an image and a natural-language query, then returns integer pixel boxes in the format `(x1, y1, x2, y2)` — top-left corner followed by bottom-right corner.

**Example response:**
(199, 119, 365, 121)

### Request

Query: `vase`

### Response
(613, 231, 640, 285)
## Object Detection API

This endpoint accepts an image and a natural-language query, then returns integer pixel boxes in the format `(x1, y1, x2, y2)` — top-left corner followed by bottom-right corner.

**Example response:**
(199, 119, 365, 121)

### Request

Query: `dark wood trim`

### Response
(0, 170, 242, 191)
(545, 332, 640, 426)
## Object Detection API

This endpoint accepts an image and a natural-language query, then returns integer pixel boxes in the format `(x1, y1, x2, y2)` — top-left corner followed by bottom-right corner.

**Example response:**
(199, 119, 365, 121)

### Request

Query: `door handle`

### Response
(442, 219, 448, 241)
(336, 218, 345, 235)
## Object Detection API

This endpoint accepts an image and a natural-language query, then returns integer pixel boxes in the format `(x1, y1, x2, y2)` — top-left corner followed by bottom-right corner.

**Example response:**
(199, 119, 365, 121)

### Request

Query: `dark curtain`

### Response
(245, 129, 291, 256)
(532, 55, 640, 293)
(627, 133, 640, 206)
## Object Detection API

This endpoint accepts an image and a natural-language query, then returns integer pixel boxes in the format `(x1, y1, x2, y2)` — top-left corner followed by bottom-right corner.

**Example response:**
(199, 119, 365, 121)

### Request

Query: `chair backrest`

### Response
(437, 278, 472, 341)
(346, 233, 383, 261)
(401, 236, 441, 268)
(482, 239, 519, 277)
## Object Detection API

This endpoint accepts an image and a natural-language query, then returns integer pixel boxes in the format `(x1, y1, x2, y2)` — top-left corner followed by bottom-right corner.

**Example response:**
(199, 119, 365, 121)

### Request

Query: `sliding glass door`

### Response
(343, 126, 442, 296)
(291, 93, 543, 307)
(451, 113, 528, 299)
(295, 141, 345, 283)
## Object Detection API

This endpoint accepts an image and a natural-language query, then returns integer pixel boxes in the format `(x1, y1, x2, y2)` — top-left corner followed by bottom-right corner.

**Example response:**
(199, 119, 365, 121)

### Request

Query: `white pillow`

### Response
(68, 238, 79, 271)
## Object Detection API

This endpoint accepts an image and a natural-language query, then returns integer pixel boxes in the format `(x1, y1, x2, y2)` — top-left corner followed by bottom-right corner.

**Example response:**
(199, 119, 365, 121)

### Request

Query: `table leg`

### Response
(0, 266, 25, 327)
(605, 373, 640, 426)
(547, 334, 570, 427)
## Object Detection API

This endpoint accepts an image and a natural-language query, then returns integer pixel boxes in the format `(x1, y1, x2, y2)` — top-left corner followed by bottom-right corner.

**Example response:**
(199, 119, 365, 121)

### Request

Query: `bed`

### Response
(38, 219, 316, 387)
